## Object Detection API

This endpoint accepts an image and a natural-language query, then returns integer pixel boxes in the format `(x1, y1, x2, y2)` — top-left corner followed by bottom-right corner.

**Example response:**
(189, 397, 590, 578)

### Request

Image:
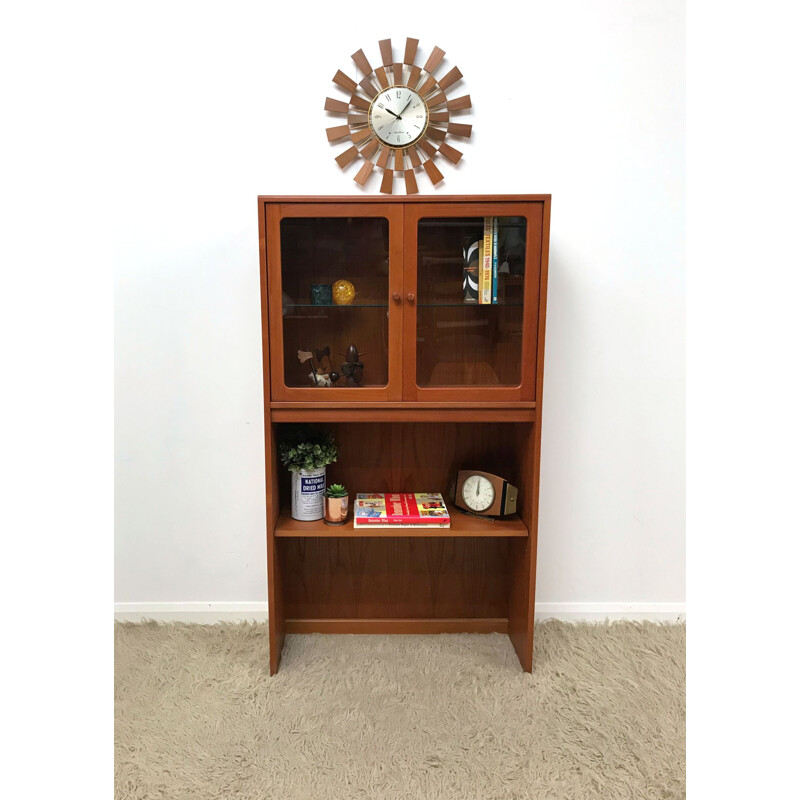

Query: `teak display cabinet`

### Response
(258, 195, 551, 674)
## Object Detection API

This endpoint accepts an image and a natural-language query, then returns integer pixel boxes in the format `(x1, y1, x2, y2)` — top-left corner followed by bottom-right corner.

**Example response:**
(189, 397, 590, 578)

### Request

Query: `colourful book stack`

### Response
(353, 493, 451, 528)
(480, 217, 493, 304)
(475, 217, 501, 304)
(492, 218, 499, 304)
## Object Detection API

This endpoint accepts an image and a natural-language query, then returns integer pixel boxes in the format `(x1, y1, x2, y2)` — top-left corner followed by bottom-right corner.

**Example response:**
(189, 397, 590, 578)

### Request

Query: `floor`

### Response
(115, 620, 685, 799)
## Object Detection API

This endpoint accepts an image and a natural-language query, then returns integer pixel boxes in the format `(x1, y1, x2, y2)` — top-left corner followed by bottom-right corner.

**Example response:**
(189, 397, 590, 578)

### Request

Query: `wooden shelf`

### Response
(270, 401, 536, 423)
(275, 502, 528, 538)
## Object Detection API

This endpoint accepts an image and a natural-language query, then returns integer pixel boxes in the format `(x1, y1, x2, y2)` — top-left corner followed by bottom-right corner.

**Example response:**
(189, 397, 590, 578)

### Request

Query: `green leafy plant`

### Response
(279, 431, 338, 473)
(325, 483, 348, 498)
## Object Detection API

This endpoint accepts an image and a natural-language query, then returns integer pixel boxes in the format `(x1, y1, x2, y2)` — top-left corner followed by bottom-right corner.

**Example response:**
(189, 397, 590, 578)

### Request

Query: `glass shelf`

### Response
(418, 218, 528, 230)
(418, 303, 524, 308)
(283, 303, 389, 309)
(284, 303, 522, 309)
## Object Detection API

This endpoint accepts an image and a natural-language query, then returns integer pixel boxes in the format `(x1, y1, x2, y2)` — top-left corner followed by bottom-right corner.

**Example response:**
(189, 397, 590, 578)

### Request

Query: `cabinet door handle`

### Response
(407, 293, 415, 303)
(392, 292, 401, 303)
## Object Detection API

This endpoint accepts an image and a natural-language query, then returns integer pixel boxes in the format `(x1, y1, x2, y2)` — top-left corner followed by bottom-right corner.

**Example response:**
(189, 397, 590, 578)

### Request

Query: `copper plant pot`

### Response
(324, 495, 348, 525)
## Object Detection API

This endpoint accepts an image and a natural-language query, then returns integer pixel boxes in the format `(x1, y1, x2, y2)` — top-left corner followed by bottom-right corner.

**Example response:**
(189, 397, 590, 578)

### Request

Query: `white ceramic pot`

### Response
(291, 467, 326, 520)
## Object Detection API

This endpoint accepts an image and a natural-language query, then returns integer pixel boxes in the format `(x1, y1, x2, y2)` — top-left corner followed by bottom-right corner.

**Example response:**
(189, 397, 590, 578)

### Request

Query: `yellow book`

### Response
(481, 216, 493, 304)
(477, 240, 485, 303)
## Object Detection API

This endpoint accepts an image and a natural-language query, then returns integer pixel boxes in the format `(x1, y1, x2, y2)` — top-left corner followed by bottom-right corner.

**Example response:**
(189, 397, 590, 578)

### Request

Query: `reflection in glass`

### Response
(416, 217, 527, 387)
(280, 217, 390, 388)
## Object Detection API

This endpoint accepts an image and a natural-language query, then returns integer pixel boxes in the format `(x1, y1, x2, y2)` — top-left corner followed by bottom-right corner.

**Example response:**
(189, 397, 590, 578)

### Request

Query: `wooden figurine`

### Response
(339, 344, 366, 386)
(298, 347, 336, 387)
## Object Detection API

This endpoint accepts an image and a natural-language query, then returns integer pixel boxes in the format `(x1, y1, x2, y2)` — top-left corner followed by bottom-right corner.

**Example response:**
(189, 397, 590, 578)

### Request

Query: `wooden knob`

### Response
(392, 292, 401, 302)
(407, 293, 415, 303)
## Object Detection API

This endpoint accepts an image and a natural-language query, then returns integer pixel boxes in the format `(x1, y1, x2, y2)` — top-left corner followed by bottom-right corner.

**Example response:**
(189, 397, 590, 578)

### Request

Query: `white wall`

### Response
(115, 0, 685, 619)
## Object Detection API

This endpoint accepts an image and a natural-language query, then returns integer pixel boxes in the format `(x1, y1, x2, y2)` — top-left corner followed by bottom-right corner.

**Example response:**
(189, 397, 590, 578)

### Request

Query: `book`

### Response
(492, 218, 499, 304)
(353, 492, 451, 527)
(480, 217, 493, 304)
(476, 239, 484, 304)
(462, 235, 480, 304)
(354, 522, 452, 529)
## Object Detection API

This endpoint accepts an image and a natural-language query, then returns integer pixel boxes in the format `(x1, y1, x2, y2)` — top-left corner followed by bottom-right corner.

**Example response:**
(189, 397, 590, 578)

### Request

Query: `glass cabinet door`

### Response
(267, 205, 403, 401)
(404, 204, 543, 401)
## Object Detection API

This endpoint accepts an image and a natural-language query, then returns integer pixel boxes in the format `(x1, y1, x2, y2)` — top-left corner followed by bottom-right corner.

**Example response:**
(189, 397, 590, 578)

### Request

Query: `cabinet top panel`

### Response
(259, 194, 550, 204)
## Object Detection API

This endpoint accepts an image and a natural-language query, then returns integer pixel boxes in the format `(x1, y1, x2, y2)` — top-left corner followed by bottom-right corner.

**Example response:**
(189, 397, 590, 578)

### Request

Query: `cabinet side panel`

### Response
(535, 197, 551, 404)
(508, 197, 550, 671)
(507, 424, 536, 670)
(266, 423, 284, 675)
(520, 203, 544, 400)
(260, 200, 285, 674)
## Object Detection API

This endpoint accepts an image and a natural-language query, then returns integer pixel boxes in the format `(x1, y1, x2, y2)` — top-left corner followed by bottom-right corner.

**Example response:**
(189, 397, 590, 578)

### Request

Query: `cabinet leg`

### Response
(508, 535, 535, 671)
(269, 619, 285, 675)
(268, 538, 285, 675)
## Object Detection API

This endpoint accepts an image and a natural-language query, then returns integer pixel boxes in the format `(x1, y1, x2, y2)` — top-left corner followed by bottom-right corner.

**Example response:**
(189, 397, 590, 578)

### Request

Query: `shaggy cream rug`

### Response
(115, 621, 685, 799)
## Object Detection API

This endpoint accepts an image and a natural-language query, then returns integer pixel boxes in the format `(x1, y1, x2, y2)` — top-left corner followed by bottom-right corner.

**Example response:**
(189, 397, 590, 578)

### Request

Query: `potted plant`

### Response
(279, 431, 338, 521)
(324, 484, 349, 525)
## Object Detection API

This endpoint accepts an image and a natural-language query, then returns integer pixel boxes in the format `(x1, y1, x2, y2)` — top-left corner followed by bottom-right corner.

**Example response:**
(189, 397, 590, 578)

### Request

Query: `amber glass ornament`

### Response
(332, 279, 356, 305)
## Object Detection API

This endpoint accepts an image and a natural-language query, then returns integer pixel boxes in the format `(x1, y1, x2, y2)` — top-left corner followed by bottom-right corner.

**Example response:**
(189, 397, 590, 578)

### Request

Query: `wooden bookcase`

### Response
(258, 195, 551, 674)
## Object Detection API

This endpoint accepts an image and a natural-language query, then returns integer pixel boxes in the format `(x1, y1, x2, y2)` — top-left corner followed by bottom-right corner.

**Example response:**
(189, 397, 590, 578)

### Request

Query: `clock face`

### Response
(461, 474, 496, 512)
(369, 86, 428, 148)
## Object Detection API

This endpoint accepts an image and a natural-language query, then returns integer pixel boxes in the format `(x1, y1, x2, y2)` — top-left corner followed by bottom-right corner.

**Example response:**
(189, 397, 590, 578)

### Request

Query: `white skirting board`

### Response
(114, 602, 685, 624)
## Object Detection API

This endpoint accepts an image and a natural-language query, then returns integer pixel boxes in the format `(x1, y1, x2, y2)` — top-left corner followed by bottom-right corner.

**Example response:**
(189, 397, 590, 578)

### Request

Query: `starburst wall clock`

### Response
(324, 37, 473, 194)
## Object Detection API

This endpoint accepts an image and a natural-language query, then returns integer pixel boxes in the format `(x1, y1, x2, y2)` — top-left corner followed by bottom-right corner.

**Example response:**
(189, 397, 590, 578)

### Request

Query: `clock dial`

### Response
(462, 474, 495, 512)
(369, 87, 428, 148)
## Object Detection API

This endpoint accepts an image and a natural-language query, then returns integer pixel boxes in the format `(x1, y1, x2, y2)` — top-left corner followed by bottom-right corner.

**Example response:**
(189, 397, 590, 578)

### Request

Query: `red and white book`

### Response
(353, 493, 450, 528)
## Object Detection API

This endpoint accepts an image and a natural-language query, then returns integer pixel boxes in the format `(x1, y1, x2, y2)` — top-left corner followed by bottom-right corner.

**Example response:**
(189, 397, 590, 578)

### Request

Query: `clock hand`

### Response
(396, 98, 413, 118)
(383, 108, 401, 119)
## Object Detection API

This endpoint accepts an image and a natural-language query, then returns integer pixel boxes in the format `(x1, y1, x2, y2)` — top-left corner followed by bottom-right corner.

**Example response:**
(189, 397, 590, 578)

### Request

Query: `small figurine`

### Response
(298, 348, 334, 387)
(299, 344, 365, 387)
(297, 349, 318, 386)
(338, 344, 366, 386)
(310, 284, 333, 306)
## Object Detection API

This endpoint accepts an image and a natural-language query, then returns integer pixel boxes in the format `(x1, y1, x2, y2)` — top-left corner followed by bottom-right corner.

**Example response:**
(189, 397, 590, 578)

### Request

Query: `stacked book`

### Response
(463, 217, 501, 305)
(353, 492, 451, 529)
